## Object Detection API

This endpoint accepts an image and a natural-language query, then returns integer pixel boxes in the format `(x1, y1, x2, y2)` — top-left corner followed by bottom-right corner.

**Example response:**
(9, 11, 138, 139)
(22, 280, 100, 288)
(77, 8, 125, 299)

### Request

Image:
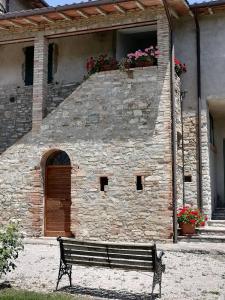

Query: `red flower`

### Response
(174, 57, 180, 65)
(190, 219, 196, 224)
(200, 221, 205, 226)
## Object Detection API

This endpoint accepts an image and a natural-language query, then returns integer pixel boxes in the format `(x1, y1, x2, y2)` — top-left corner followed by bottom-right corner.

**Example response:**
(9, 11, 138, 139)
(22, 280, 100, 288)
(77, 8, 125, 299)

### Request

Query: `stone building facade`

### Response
(0, 0, 223, 242)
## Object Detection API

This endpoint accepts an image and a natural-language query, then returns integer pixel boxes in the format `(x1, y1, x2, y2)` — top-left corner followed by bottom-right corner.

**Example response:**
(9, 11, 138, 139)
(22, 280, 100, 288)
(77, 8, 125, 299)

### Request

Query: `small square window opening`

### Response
(184, 175, 192, 182)
(100, 177, 108, 192)
(136, 176, 143, 191)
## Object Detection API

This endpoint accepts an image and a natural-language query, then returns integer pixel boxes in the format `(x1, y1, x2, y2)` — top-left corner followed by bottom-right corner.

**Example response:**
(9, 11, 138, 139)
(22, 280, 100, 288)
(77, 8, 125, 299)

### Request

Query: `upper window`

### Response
(24, 46, 34, 86)
(24, 44, 54, 86)
(116, 25, 157, 60)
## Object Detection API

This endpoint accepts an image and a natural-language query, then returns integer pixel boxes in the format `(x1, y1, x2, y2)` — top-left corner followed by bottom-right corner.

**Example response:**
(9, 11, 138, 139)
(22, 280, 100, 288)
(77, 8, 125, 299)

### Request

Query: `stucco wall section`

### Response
(0, 41, 33, 86)
(51, 32, 114, 85)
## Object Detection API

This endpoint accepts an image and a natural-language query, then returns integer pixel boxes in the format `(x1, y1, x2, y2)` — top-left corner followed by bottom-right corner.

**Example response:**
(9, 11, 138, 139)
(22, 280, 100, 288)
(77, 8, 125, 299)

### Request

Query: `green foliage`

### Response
(0, 223, 23, 277)
(0, 289, 86, 300)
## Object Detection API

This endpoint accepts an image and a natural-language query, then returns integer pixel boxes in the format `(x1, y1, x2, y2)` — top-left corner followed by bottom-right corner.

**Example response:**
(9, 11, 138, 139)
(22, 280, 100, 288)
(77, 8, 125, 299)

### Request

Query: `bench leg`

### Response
(56, 259, 72, 291)
(152, 271, 162, 298)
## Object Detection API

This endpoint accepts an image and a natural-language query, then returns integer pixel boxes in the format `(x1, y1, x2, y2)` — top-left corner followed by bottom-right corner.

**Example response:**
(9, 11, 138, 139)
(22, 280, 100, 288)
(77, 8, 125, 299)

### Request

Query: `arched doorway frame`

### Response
(41, 149, 73, 237)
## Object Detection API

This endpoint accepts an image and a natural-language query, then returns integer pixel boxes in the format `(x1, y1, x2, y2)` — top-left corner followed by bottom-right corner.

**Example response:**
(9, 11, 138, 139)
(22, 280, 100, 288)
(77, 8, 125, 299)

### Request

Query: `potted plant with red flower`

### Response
(174, 57, 187, 77)
(86, 54, 118, 75)
(125, 45, 159, 68)
(177, 205, 207, 235)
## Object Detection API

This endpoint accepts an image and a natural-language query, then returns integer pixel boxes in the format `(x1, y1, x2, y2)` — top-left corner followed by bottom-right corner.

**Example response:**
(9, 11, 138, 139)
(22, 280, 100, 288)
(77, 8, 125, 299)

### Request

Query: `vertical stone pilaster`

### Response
(201, 108, 212, 217)
(157, 10, 173, 239)
(182, 111, 198, 205)
(32, 34, 48, 133)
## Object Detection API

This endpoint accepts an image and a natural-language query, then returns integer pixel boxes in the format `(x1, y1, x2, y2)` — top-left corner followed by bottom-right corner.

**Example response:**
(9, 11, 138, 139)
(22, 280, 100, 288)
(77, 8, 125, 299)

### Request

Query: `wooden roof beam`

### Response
(114, 4, 126, 14)
(0, 24, 7, 30)
(7, 20, 23, 28)
(76, 9, 89, 18)
(58, 12, 72, 21)
(24, 18, 39, 26)
(95, 7, 107, 16)
(41, 15, 54, 23)
(135, 1, 145, 11)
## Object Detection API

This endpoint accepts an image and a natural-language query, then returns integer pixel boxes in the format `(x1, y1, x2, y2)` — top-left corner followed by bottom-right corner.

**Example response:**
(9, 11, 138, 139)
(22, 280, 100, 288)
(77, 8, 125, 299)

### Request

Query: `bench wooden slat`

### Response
(65, 259, 153, 271)
(64, 254, 152, 267)
(63, 244, 153, 256)
(61, 239, 154, 250)
(64, 249, 153, 261)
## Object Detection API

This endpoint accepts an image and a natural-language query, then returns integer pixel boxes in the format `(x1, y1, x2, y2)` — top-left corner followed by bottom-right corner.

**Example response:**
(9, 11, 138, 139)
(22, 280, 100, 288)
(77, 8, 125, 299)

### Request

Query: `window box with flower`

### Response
(120, 45, 159, 69)
(177, 205, 207, 235)
(86, 54, 118, 75)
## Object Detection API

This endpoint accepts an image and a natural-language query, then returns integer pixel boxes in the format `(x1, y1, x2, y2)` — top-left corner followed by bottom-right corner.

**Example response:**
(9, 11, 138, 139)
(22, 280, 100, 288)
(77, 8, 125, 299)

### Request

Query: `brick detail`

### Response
(29, 168, 43, 237)
(32, 35, 48, 133)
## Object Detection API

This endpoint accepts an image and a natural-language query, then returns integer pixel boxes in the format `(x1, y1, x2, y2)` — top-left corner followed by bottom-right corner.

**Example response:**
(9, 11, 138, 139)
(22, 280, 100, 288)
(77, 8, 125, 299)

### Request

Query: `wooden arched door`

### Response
(44, 151, 73, 237)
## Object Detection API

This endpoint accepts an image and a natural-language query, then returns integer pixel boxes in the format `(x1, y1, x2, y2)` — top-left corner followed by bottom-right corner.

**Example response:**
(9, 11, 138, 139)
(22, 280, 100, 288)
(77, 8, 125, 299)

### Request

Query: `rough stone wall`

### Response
(182, 111, 198, 206)
(46, 83, 79, 115)
(201, 109, 212, 216)
(175, 75, 184, 207)
(182, 109, 211, 216)
(0, 65, 173, 242)
(0, 83, 77, 153)
(0, 85, 33, 154)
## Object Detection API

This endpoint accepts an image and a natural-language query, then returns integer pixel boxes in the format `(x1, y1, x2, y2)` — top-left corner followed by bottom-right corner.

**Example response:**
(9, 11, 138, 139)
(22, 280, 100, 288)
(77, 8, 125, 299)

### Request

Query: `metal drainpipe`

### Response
(162, 0, 178, 243)
(193, 9, 203, 211)
(181, 92, 185, 206)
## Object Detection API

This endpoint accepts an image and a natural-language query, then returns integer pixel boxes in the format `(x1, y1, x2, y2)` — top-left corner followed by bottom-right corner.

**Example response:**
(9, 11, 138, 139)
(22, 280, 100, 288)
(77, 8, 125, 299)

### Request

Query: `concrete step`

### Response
(208, 220, 225, 227)
(196, 227, 225, 236)
(178, 235, 225, 243)
(212, 209, 225, 220)
(212, 215, 225, 220)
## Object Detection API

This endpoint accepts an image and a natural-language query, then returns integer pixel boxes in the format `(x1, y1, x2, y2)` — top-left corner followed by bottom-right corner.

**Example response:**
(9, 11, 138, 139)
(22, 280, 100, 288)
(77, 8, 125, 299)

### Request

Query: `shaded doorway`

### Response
(44, 150, 73, 237)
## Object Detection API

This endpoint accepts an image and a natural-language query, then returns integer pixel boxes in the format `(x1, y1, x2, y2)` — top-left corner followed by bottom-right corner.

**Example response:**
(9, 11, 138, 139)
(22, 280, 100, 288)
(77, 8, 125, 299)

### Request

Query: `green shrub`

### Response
(0, 223, 23, 277)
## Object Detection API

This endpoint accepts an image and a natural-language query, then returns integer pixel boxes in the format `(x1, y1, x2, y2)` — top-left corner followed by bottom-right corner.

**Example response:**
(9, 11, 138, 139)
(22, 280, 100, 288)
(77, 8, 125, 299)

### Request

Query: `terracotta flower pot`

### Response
(135, 60, 153, 68)
(179, 222, 196, 235)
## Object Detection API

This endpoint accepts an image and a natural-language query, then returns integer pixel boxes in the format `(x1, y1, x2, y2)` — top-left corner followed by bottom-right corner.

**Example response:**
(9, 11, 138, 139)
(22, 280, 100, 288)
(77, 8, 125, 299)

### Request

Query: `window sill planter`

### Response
(135, 61, 154, 68)
(179, 222, 196, 235)
(99, 65, 118, 72)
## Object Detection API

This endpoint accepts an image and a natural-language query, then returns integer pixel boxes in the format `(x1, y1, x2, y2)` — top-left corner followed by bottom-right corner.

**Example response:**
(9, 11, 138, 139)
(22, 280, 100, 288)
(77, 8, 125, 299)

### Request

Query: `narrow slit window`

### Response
(136, 176, 143, 191)
(100, 177, 108, 192)
(184, 175, 192, 182)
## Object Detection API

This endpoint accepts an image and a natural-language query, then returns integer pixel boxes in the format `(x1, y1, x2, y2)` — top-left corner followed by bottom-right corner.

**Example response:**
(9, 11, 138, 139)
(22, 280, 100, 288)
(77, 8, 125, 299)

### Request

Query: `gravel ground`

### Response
(2, 240, 225, 300)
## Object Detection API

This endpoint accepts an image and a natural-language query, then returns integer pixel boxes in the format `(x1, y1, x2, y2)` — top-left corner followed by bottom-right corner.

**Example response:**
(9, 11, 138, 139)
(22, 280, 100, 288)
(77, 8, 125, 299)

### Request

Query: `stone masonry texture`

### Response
(0, 62, 173, 241)
(0, 83, 77, 154)
(0, 10, 175, 241)
(175, 75, 184, 207)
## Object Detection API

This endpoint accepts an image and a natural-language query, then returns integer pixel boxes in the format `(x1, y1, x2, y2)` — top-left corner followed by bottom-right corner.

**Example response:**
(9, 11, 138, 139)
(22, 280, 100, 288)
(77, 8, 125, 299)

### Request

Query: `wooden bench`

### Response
(56, 237, 165, 297)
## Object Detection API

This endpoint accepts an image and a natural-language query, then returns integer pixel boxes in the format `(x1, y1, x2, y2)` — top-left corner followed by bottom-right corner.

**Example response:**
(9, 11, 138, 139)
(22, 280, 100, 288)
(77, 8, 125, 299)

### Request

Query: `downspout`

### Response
(162, 0, 178, 243)
(193, 8, 203, 211)
(181, 92, 185, 206)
